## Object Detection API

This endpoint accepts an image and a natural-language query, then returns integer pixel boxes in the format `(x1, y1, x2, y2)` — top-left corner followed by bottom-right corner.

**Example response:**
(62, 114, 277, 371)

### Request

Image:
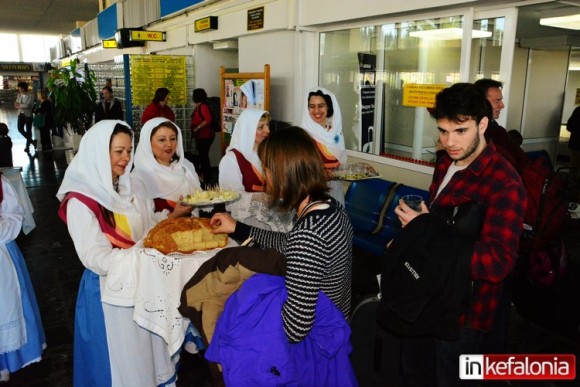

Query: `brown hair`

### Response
(259, 126, 329, 211)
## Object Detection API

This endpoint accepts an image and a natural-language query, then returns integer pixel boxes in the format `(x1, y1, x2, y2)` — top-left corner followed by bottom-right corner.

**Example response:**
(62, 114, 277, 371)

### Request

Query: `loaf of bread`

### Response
(144, 217, 228, 254)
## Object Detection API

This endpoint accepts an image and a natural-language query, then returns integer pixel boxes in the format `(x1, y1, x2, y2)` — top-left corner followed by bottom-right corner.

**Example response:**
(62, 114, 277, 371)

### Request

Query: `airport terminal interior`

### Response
(2, 0, 580, 386)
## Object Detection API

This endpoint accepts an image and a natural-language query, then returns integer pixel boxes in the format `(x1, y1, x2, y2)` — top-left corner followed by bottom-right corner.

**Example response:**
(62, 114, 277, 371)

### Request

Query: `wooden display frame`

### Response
(219, 64, 270, 154)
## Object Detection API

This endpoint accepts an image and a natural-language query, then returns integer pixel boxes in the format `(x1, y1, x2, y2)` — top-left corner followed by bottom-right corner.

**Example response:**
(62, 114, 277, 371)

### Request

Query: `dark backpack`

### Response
(201, 97, 221, 132)
(519, 157, 569, 252)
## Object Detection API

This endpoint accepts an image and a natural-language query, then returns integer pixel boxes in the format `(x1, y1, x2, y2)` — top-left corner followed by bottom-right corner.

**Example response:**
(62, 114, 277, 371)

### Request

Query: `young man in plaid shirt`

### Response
(395, 83, 526, 385)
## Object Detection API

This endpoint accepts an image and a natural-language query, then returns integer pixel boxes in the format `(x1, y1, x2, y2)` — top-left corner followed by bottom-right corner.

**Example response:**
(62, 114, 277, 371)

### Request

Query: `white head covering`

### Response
(225, 108, 268, 173)
(132, 117, 201, 200)
(56, 120, 138, 215)
(301, 86, 347, 165)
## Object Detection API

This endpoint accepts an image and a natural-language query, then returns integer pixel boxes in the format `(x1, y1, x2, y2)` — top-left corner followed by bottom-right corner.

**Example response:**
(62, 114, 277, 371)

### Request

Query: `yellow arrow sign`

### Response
(130, 30, 166, 42)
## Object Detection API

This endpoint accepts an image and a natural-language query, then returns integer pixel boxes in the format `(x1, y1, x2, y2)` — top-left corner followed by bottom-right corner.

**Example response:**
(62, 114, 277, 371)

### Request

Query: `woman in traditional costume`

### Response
(0, 173, 46, 382)
(301, 87, 347, 205)
(57, 120, 180, 386)
(132, 117, 201, 221)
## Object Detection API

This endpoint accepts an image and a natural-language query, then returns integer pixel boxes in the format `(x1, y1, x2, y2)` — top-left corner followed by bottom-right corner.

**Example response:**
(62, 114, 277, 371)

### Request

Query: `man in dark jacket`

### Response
(95, 86, 124, 123)
(392, 83, 526, 386)
(474, 79, 528, 174)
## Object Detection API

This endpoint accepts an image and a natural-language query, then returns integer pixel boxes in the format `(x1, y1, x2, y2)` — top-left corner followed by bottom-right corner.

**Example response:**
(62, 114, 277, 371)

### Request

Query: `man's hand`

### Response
(394, 199, 428, 227)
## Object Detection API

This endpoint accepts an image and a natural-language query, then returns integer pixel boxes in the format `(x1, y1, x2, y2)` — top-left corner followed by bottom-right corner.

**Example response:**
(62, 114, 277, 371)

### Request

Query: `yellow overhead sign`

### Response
(195, 16, 218, 32)
(102, 39, 117, 49)
(130, 30, 166, 42)
(402, 83, 446, 108)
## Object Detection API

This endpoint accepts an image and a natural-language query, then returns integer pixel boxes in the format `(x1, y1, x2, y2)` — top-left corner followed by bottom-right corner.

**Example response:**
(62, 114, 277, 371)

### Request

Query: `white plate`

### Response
(180, 193, 240, 207)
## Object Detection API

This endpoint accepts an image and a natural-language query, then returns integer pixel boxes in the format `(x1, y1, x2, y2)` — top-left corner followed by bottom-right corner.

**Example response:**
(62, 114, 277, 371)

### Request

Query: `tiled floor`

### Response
(1, 105, 579, 386)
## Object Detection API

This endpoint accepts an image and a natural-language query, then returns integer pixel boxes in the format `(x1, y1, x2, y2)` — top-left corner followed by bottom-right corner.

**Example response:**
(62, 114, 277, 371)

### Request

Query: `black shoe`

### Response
(32, 139, 38, 150)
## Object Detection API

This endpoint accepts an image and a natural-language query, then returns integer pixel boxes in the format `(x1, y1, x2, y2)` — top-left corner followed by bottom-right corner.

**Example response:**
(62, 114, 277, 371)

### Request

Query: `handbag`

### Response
(33, 114, 45, 128)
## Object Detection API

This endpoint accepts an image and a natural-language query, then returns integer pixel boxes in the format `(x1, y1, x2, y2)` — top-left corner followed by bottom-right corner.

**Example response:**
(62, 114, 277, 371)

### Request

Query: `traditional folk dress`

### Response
(0, 174, 46, 382)
(301, 86, 347, 205)
(57, 120, 180, 387)
(219, 109, 293, 231)
(131, 117, 202, 219)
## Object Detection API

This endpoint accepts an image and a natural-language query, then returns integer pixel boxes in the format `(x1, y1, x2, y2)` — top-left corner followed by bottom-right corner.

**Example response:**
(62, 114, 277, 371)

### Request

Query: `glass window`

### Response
(0, 33, 20, 61)
(21, 35, 60, 62)
(319, 14, 504, 164)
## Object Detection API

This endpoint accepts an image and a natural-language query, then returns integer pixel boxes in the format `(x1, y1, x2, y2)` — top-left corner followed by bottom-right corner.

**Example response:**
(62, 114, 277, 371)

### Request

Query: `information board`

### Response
(130, 55, 187, 106)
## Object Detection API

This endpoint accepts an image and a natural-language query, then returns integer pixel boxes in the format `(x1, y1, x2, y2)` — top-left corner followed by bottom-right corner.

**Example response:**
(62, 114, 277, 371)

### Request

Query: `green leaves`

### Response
(47, 58, 97, 135)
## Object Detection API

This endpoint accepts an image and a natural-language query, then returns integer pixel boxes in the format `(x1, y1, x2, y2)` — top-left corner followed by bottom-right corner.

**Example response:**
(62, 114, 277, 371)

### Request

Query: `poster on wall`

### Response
(130, 55, 187, 106)
(222, 78, 265, 134)
(358, 52, 376, 153)
(360, 86, 375, 153)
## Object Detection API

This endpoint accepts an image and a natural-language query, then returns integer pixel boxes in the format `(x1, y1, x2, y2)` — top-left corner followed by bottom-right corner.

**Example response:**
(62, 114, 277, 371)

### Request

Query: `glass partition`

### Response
(319, 14, 505, 164)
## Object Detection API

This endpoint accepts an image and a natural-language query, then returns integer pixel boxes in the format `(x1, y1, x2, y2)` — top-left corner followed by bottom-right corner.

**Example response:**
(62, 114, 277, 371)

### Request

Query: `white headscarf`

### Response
(301, 87, 347, 165)
(56, 120, 138, 215)
(225, 108, 268, 174)
(132, 117, 201, 200)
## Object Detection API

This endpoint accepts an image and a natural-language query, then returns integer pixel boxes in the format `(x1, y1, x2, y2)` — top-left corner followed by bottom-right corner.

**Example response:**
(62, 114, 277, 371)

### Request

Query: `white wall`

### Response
(239, 31, 296, 123)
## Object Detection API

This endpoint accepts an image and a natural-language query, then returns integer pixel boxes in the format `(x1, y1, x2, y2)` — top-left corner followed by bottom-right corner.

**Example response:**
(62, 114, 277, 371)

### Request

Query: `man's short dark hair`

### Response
(430, 83, 492, 124)
(102, 86, 113, 94)
(17, 82, 28, 90)
(474, 78, 503, 94)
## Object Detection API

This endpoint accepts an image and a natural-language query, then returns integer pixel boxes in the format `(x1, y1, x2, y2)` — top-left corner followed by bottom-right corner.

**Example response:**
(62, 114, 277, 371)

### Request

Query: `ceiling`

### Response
(0, 0, 100, 35)
(2, 1, 580, 41)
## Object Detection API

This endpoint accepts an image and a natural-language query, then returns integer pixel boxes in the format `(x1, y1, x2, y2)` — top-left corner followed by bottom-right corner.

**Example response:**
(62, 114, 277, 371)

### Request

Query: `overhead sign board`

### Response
(0, 63, 34, 72)
(102, 39, 117, 49)
(194, 16, 218, 32)
(130, 30, 166, 42)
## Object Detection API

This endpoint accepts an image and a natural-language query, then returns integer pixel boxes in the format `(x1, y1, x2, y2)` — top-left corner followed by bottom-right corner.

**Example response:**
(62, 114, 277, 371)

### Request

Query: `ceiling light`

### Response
(540, 14, 580, 30)
(410, 28, 492, 40)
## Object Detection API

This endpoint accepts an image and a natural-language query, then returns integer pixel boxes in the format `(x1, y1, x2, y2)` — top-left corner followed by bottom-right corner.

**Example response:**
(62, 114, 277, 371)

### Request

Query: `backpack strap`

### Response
(372, 183, 402, 234)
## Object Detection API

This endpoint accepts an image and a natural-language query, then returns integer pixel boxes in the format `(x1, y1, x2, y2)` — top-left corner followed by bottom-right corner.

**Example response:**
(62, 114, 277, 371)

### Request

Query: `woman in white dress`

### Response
(132, 117, 202, 221)
(56, 120, 180, 386)
(219, 109, 293, 231)
(301, 87, 347, 205)
(0, 173, 45, 382)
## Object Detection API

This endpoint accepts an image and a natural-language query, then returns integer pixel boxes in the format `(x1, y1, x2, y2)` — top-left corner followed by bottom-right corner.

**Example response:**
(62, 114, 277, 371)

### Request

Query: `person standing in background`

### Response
(95, 86, 124, 123)
(301, 87, 347, 205)
(473, 79, 528, 174)
(191, 88, 215, 186)
(33, 89, 55, 152)
(566, 105, 580, 185)
(141, 87, 175, 124)
(0, 123, 13, 167)
(15, 82, 36, 153)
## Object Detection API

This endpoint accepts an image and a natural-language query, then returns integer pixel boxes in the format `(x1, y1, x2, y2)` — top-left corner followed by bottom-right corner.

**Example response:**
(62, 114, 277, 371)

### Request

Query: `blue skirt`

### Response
(0, 241, 46, 377)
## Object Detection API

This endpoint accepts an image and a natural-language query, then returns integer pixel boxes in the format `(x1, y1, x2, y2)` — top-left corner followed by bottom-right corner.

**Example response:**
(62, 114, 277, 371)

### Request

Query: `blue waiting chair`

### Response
(344, 178, 396, 236)
(352, 184, 430, 256)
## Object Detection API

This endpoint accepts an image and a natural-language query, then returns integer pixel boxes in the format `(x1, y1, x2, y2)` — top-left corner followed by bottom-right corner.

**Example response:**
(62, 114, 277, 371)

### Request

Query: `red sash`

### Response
(58, 192, 135, 249)
(231, 149, 265, 192)
(315, 141, 341, 169)
(153, 197, 176, 213)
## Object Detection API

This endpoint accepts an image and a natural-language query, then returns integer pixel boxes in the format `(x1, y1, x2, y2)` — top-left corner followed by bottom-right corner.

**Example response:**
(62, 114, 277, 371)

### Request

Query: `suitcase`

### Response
(349, 295, 404, 387)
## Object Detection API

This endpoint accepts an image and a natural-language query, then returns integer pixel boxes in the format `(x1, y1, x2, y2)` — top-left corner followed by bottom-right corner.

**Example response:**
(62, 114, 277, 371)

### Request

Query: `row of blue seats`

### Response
(344, 178, 429, 256)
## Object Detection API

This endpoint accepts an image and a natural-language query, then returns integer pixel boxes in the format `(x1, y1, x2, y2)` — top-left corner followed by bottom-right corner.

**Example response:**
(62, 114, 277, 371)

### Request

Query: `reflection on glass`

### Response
(319, 15, 503, 164)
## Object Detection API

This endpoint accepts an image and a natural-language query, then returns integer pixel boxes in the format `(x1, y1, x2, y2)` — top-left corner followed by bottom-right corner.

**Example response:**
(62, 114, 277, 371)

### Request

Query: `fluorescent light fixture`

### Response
(410, 28, 492, 40)
(213, 40, 238, 50)
(540, 14, 580, 30)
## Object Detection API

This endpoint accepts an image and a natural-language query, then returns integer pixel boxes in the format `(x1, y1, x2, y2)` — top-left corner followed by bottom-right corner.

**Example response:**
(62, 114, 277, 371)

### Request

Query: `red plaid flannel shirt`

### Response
(429, 143, 526, 331)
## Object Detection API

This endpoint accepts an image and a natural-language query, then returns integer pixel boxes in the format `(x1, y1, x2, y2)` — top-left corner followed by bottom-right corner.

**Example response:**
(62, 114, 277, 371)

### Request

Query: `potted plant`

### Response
(47, 58, 97, 136)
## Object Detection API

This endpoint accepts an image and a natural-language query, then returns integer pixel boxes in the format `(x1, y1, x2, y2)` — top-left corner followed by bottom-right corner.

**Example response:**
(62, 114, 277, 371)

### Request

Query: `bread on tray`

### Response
(144, 217, 228, 254)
